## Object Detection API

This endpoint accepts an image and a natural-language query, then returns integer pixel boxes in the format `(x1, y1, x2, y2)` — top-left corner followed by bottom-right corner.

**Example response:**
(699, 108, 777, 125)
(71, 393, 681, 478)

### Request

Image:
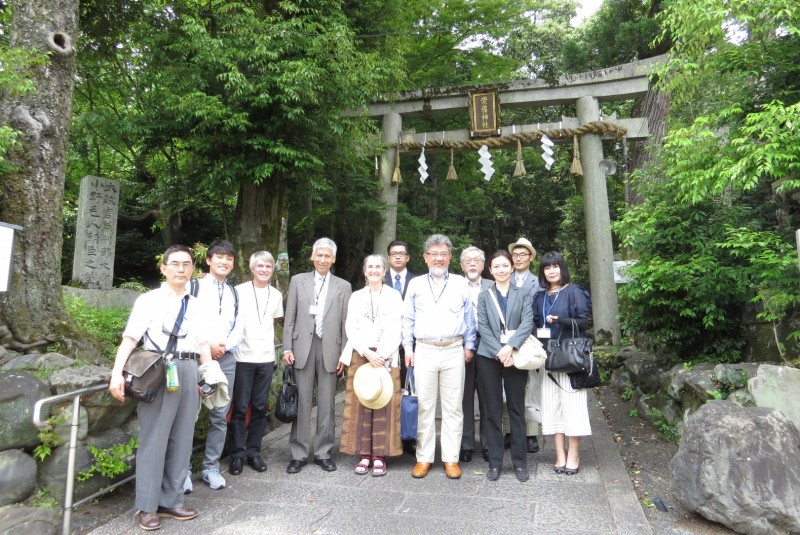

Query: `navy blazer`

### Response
(476, 283, 534, 359)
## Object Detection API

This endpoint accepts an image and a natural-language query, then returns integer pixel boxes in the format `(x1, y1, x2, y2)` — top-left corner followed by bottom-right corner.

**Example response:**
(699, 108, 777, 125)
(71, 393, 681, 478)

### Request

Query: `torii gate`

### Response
(352, 56, 666, 345)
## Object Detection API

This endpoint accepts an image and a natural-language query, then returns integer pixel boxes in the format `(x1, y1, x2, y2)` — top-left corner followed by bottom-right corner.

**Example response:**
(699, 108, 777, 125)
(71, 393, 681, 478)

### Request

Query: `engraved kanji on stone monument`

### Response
(72, 176, 119, 289)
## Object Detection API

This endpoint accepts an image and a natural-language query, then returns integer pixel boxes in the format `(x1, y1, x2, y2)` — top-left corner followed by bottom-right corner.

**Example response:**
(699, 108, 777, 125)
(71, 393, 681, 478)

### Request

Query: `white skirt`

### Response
(540, 371, 592, 436)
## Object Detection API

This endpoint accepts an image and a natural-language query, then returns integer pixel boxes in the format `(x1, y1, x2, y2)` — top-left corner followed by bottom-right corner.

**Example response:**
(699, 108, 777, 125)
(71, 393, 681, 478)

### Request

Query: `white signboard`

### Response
(613, 260, 636, 284)
(0, 222, 23, 292)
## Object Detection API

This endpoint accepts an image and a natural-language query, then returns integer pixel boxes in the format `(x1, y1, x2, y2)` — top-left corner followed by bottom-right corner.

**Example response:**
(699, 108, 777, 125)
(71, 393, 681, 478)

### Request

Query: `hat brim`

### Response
(508, 241, 536, 258)
(354, 365, 394, 410)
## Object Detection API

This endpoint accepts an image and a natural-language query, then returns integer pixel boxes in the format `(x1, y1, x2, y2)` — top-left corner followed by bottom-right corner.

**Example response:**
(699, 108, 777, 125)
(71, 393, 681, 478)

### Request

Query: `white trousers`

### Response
(414, 341, 465, 463)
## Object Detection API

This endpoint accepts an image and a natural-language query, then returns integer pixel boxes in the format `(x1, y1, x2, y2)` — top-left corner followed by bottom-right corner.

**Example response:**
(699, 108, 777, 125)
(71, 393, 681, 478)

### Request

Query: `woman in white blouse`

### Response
(338, 255, 404, 476)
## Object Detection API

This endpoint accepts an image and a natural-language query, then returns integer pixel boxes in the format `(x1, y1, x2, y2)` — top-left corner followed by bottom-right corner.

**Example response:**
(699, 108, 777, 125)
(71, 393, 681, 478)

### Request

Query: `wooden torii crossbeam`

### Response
(350, 55, 666, 345)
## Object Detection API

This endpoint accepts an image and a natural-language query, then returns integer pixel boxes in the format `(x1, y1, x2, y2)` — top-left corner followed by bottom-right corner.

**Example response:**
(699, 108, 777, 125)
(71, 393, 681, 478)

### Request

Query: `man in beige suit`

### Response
(282, 238, 351, 473)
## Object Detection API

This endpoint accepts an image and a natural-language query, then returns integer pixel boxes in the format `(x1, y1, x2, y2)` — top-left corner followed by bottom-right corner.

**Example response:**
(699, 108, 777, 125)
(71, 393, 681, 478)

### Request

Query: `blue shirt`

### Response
(402, 272, 477, 353)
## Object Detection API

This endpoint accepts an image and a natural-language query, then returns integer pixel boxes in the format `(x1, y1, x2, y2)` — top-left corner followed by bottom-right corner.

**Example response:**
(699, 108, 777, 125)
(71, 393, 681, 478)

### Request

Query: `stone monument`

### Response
(71, 176, 119, 289)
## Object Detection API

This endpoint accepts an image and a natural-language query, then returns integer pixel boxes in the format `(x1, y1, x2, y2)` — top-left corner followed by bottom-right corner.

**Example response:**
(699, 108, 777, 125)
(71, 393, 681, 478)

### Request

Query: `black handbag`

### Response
(400, 367, 418, 440)
(568, 351, 601, 389)
(122, 350, 164, 403)
(275, 365, 299, 423)
(545, 319, 593, 374)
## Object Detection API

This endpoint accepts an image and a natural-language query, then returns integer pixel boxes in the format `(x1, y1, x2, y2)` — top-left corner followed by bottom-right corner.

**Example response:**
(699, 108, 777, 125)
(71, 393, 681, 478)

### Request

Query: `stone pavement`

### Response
(90, 390, 651, 535)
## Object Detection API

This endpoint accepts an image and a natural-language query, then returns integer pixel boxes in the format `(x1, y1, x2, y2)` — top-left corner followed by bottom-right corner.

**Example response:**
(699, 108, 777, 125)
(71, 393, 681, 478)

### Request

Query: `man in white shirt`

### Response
(194, 240, 243, 490)
(109, 245, 212, 531)
(508, 237, 542, 454)
(229, 251, 284, 475)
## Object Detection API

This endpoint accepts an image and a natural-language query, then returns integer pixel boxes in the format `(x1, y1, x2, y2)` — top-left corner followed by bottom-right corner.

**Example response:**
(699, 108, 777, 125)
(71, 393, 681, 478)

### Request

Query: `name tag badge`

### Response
(309, 305, 320, 315)
(537, 328, 551, 339)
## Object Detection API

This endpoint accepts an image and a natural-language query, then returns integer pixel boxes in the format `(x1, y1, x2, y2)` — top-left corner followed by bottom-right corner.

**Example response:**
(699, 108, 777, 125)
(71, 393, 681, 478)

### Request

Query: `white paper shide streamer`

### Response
(478, 145, 495, 181)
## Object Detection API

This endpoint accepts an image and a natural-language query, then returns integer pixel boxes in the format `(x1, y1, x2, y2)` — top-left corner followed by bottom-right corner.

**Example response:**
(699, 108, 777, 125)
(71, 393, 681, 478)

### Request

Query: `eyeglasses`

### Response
(425, 251, 450, 259)
(388, 251, 408, 257)
(166, 261, 193, 269)
(463, 258, 483, 265)
(511, 253, 531, 259)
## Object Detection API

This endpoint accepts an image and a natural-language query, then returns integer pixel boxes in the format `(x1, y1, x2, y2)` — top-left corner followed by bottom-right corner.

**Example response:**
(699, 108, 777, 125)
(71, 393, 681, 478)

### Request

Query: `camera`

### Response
(198, 380, 215, 399)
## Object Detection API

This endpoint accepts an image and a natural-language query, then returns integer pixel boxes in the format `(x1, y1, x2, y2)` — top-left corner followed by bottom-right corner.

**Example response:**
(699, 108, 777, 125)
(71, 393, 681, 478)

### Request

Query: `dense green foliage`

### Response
(63, 295, 131, 359)
(613, 0, 800, 361)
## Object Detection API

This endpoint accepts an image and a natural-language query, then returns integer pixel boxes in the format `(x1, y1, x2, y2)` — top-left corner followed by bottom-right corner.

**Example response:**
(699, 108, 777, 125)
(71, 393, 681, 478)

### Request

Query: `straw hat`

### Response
(353, 364, 394, 410)
(508, 237, 537, 259)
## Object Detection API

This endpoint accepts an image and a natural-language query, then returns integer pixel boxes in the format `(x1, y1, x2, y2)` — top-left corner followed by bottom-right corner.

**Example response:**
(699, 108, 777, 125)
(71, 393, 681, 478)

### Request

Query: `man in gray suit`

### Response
(459, 246, 493, 463)
(508, 237, 542, 453)
(282, 237, 351, 473)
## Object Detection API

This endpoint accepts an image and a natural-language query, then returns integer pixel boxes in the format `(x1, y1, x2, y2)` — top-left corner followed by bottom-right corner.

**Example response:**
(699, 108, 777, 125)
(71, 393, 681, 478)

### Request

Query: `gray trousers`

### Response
(289, 334, 338, 461)
(461, 354, 487, 451)
(135, 358, 199, 513)
(202, 351, 236, 472)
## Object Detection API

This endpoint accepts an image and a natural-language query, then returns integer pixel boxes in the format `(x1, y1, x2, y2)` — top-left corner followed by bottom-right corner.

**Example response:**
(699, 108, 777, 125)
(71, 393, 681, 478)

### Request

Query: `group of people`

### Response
(108, 234, 592, 531)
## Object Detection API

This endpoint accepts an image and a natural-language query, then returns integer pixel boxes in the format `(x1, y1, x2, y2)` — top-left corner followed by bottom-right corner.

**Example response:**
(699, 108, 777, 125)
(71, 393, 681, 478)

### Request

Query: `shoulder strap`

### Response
(227, 282, 239, 318)
(487, 288, 507, 332)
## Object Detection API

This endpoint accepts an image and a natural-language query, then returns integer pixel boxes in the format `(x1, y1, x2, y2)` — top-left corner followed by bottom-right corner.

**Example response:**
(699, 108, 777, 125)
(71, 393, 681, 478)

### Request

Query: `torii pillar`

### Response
(577, 96, 620, 344)
(374, 113, 402, 255)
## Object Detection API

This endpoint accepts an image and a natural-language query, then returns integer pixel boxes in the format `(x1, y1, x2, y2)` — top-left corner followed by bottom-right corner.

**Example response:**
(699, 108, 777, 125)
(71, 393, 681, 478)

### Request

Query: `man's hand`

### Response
(210, 342, 226, 359)
(108, 372, 125, 402)
(464, 348, 474, 363)
(336, 361, 346, 376)
(405, 353, 414, 369)
(283, 350, 295, 366)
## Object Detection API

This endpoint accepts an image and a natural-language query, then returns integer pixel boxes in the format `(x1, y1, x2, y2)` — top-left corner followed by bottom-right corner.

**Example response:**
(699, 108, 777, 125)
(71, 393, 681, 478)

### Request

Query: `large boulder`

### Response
(0, 505, 59, 535)
(48, 365, 136, 433)
(664, 362, 717, 416)
(1, 353, 74, 372)
(0, 371, 52, 450)
(671, 400, 800, 535)
(621, 350, 670, 394)
(749, 364, 800, 431)
(0, 450, 37, 506)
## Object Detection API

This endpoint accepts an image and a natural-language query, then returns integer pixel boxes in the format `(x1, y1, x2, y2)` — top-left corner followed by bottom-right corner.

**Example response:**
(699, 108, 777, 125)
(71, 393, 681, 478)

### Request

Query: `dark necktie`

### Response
(394, 274, 402, 293)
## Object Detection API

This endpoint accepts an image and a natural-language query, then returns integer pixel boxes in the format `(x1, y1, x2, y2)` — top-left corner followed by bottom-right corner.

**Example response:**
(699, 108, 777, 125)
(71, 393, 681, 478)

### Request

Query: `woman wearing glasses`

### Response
(532, 251, 592, 476)
(338, 254, 404, 476)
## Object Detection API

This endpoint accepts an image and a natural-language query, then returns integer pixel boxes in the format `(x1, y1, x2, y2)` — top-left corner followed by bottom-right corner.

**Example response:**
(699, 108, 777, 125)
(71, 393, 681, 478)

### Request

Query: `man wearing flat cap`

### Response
(508, 237, 542, 454)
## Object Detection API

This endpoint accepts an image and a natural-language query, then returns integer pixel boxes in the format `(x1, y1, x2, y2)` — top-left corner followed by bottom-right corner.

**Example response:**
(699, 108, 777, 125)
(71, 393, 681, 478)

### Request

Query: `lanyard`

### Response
(427, 273, 449, 304)
(542, 290, 560, 328)
(216, 280, 225, 315)
(315, 274, 327, 305)
(252, 282, 270, 325)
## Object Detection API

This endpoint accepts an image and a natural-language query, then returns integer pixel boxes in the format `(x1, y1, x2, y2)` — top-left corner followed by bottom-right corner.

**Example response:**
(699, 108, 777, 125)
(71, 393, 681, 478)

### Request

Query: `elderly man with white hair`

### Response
(283, 238, 351, 473)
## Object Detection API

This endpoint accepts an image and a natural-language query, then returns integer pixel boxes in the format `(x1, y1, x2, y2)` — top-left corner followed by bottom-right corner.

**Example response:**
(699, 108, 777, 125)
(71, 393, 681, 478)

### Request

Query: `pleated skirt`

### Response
(540, 371, 592, 436)
(339, 351, 403, 457)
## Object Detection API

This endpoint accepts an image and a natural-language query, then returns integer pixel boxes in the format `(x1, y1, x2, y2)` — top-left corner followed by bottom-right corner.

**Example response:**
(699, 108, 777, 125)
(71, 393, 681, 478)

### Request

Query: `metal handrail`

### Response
(33, 383, 113, 535)
(31, 344, 285, 535)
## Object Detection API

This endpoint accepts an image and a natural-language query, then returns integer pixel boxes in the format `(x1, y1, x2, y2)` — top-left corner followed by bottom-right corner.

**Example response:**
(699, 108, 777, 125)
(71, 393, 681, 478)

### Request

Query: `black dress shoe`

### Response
(482, 448, 490, 462)
(286, 459, 307, 474)
(515, 467, 530, 482)
(229, 457, 243, 475)
(486, 467, 500, 481)
(247, 455, 267, 472)
(314, 458, 337, 472)
(527, 436, 540, 453)
(156, 506, 198, 521)
(403, 440, 417, 455)
(458, 449, 473, 463)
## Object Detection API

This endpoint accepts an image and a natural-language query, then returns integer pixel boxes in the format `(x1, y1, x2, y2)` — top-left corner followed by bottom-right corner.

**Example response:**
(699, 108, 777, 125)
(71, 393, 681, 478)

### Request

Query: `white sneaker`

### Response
(183, 471, 193, 495)
(202, 468, 226, 490)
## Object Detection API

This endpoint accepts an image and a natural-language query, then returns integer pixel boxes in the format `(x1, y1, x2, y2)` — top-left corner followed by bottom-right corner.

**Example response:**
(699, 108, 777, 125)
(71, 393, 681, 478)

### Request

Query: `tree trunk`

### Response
(627, 87, 671, 205)
(233, 177, 289, 291)
(0, 0, 89, 353)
